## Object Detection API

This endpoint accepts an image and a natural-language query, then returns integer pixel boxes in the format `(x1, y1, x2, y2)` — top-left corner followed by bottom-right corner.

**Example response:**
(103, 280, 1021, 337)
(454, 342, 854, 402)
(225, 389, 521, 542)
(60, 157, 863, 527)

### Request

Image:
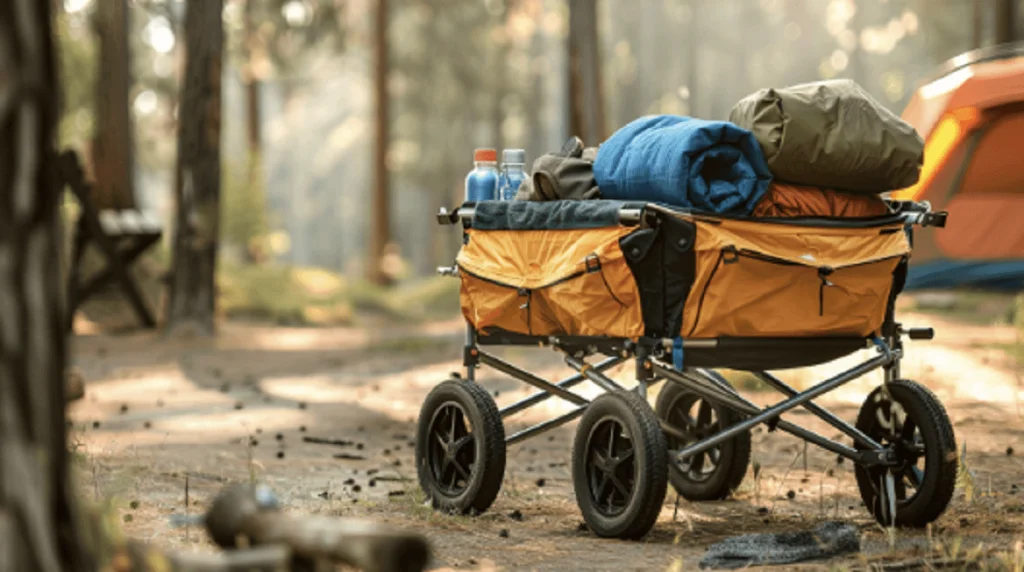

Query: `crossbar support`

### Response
(653, 364, 864, 461)
(500, 356, 624, 418)
(506, 406, 587, 445)
(665, 352, 893, 464)
(750, 370, 883, 450)
(504, 366, 666, 445)
(478, 351, 590, 407)
(564, 355, 628, 393)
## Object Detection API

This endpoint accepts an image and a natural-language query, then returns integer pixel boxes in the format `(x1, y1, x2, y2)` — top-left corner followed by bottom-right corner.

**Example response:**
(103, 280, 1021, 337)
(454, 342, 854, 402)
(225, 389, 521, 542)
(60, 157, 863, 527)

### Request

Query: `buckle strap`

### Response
(672, 337, 684, 370)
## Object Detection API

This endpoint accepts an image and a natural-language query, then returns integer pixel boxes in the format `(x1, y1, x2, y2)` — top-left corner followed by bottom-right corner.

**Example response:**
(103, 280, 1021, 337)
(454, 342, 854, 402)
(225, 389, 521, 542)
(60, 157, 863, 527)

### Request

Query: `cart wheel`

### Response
(655, 381, 751, 501)
(572, 391, 668, 539)
(415, 379, 506, 515)
(854, 380, 957, 528)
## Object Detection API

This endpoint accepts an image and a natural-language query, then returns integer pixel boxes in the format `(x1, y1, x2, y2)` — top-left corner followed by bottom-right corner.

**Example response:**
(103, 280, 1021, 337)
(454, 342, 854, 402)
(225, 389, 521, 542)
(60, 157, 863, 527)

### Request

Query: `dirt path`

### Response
(68, 312, 1024, 571)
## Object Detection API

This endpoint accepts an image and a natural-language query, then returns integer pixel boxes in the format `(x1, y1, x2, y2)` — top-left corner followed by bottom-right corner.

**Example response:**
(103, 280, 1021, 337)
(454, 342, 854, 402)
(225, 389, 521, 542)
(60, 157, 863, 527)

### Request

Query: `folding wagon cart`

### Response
(414, 198, 955, 540)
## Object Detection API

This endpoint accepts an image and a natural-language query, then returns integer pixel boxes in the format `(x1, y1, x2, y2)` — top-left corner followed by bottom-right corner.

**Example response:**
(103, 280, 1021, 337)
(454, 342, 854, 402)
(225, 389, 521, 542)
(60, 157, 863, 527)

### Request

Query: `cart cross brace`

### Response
(467, 330, 910, 469)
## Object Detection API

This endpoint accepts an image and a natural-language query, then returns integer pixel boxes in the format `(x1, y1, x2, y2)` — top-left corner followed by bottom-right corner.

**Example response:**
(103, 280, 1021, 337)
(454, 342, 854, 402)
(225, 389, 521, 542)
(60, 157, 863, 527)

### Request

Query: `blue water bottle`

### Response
(465, 148, 499, 202)
(498, 149, 527, 200)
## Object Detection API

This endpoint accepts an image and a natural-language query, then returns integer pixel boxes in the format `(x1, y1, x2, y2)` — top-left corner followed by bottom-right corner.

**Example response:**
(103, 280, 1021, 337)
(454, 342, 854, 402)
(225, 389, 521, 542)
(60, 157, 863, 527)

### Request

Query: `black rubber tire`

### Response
(655, 380, 751, 501)
(854, 380, 957, 528)
(415, 379, 506, 515)
(571, 391, 668, 540)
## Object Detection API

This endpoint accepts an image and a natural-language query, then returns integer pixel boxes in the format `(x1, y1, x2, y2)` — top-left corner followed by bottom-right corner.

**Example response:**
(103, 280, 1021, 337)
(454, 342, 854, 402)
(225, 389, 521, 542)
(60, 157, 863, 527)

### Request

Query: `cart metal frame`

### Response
(415, 199, 950, 536)
(437, 200, 946, 474)
(459, 325, 934, 471)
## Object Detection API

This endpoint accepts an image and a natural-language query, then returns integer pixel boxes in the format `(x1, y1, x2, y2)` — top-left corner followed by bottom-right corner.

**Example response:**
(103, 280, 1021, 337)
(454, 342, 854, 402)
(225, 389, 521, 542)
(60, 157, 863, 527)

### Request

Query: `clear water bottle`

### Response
(498, 149, 527, 201)
(465, 148, 499, 202)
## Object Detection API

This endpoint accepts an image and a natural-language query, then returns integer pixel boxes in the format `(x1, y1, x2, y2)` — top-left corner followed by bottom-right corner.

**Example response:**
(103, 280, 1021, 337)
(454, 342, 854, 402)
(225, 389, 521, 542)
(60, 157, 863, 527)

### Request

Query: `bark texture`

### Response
(91, 0, 135, 209)
(567, 0, 606, 145)
(973, 0, 984, 49)
(166, 0, 225, 336)
(244, 0, 261, 154)
(994, 0, 1018, 44)
(0, 1, 92, 571)
(368, 0, 392, 285)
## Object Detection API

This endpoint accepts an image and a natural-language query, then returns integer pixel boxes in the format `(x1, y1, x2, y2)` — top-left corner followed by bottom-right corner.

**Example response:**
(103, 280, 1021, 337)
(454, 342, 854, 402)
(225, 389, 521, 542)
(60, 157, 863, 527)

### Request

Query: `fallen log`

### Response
(203, 482, 430, 572)
(110, 542, 293, 572)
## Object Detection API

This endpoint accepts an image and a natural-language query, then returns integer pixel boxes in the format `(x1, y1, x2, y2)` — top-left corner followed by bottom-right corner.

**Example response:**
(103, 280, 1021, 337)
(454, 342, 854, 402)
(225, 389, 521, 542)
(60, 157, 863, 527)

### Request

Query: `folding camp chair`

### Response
(58, 150, 161, 332)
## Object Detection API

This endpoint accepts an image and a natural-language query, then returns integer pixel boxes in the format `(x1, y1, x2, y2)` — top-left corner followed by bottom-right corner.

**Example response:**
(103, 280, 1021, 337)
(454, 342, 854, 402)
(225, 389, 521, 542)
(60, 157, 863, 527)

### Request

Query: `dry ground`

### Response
(67, 306, 1024, 571)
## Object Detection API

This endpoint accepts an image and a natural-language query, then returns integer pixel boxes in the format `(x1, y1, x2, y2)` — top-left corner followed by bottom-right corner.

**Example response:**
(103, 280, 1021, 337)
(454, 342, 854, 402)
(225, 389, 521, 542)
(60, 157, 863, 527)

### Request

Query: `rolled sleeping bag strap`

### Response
(673, 337, 685, 370)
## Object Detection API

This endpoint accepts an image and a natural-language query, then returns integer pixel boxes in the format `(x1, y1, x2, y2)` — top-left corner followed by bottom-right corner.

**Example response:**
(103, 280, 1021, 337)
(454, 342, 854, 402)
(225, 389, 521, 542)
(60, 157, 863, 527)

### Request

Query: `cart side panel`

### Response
(457, 225, 645, 338)
(680, 216, 911, 339)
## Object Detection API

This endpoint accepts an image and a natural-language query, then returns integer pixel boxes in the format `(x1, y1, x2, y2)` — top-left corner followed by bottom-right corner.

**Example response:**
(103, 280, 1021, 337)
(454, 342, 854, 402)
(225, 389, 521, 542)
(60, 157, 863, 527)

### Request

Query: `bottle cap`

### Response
(474, 148, 498, 162)
(502, 149, 526, 164)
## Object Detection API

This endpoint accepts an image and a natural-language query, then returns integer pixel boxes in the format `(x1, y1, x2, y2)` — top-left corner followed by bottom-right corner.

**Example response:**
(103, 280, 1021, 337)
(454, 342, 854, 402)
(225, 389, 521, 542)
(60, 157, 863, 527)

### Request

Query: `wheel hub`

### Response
(426, 403, 476, 497)
(585, 419, 637, 517)
(663, 394, 722, 481)
(442, 438, 457, 458)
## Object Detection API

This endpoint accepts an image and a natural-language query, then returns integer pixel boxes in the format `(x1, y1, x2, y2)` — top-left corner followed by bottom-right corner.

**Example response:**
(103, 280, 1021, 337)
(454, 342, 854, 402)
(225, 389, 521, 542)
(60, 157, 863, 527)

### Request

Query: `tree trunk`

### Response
(368, 0, 391, 285)
(492, 0, 516, 154)
(166, 0, 224, 336)
(492, 15, 507, 156)
(994, 0, 1017, 44)
(0, 2, 92, 571)
(615, 4, 642, 126)
(686, 0, 700, 118)
(567, 0, 606, 145)
(848, 0, 867, 90)
(973, 0, 985, 49)
(91, 0, 135, 209)
(244, 0, 261, 154)
(526, 8, 547, 160)
(242, 0, 265, 265)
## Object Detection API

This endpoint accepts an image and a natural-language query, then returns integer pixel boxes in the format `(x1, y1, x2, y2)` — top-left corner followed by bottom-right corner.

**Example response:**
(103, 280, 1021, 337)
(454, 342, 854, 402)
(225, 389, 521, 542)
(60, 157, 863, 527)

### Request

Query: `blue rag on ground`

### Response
(592, 115, 773, 215)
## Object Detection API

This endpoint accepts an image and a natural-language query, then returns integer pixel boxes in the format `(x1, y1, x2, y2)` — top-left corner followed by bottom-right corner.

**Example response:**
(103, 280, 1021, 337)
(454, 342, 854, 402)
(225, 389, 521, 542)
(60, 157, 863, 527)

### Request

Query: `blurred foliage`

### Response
(55, 8, 98, 150)
(218, 262, 352, 325)
(217, 262, 460, 325)
(53, 0, 1019, 288)
(222, 0, 348, 78)
(222, 152, 271, 260)
(345, 275, 463, 321)
(387, 0, 559, 273)
(600, 0, 965, 124)
(911, 290, 1019, 326)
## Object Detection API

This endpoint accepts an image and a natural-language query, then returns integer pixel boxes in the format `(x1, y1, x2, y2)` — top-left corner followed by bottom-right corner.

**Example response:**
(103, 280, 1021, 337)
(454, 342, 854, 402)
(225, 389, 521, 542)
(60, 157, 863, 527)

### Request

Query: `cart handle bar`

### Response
(437, 202, 944, 228)
(437, 205, 643, 226)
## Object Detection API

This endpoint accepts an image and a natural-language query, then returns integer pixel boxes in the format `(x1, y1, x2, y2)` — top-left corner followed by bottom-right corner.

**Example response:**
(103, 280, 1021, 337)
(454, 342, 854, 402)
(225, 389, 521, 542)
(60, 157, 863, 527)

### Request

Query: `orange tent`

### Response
(891, 43, 1024, 289)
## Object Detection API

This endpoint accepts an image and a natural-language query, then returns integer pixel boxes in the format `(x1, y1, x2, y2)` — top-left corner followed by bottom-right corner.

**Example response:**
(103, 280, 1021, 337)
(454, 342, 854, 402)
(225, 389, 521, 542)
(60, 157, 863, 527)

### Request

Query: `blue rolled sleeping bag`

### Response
(592, 115, 773, 215)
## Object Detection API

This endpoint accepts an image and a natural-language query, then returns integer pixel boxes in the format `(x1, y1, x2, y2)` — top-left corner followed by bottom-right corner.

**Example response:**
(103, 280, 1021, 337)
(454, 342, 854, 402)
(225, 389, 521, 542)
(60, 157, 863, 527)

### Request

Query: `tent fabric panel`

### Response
(958, 111, 1024, 196)
(890, 116, 967, 201)
(935, 194, 1024, 260)
(901, 55, 1024, 140)
(905, 259, 1024, 290)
